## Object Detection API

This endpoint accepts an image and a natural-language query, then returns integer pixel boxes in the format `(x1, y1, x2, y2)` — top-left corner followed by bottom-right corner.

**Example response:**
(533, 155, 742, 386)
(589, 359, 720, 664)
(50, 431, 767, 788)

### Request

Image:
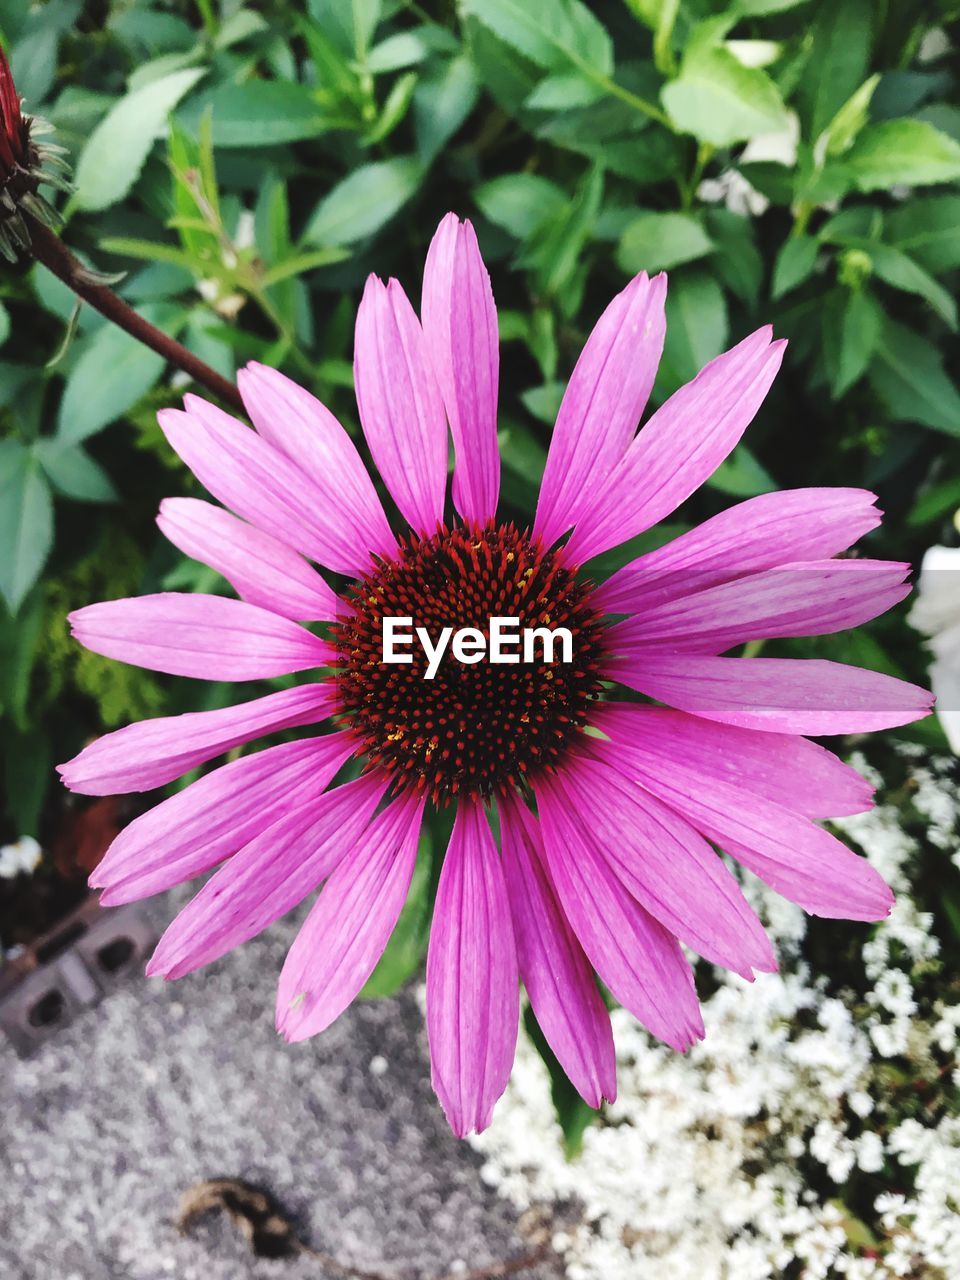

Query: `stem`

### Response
(25, 217, 245, 415)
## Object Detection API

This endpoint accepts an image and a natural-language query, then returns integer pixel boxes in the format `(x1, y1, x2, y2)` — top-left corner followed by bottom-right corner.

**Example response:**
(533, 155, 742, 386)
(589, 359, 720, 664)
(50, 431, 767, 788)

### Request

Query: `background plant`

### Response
(1, 0, 959, 1152)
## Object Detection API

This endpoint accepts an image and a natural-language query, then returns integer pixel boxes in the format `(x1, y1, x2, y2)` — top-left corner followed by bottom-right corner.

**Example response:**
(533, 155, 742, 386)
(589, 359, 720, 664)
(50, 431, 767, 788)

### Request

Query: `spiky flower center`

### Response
(332, 522, 607, 803)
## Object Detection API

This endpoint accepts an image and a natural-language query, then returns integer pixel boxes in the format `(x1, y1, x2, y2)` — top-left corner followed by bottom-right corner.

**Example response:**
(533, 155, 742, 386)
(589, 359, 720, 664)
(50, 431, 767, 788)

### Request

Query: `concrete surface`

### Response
(0, 893, 564, 1280)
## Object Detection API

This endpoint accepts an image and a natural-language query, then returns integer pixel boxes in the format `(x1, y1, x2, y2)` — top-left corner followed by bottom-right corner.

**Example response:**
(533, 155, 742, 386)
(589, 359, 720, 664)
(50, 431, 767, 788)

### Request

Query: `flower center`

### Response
(332, 521, 607, 803)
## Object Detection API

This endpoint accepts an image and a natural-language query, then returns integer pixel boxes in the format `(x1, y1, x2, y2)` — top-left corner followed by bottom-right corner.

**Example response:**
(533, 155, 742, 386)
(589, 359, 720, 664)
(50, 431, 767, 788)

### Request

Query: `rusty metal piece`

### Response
(0, 893, 157, 1056)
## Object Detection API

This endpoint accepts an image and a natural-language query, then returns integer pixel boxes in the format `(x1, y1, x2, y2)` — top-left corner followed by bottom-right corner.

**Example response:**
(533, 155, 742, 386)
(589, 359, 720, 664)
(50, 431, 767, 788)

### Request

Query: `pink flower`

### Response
(60, 213, 932, 1137)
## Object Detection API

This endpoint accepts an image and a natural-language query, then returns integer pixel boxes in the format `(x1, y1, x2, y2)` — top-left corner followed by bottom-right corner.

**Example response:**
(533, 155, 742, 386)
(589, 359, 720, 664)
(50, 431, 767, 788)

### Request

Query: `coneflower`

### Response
(60, 213, 932, 1137)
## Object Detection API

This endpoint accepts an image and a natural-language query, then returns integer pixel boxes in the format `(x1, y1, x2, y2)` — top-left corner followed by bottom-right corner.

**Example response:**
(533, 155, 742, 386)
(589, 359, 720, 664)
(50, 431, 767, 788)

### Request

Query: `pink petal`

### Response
(68, 593, 333, 681)
(565, 328, 786, 565)
(608, 559, 911, 654)
(236, 365, 397, 565)
(354, 275, 447, 534)
(499, 790, 616, 1107)
(59, 682, 337, 795)
(426, 797, 519, 1137)
(534, 272, 667, 549)
(159, 398, 389, 578)
(610, 653, 933, 734)
(158, 498, 339, 622)
(147, 771, 389, 979)
(534, 773, 704, 1051)
(541, 753, 775, 979)
(91, 734, 354, 905)
(595, 703, 874, 818)
(602, 745, 894, 920)
(277, 790, 427, 1040)
(422, 214, 499, 523)
(595, 488, 883, 615)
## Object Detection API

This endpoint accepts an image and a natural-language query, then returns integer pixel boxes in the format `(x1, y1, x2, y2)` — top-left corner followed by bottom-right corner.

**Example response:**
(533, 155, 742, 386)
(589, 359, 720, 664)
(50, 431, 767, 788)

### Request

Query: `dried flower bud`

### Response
(0, 43, 71, 262)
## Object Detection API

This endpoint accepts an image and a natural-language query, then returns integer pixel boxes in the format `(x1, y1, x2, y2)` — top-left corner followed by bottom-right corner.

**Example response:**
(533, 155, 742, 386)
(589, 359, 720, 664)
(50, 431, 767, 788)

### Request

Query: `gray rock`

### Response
(0, 895, 562, 1280)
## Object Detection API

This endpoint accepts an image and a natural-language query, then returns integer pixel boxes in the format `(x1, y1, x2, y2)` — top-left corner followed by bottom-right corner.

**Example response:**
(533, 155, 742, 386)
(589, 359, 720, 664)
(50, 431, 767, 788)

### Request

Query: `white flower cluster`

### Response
(471, 754, 960, 1280)
(0, 835, 42, 880)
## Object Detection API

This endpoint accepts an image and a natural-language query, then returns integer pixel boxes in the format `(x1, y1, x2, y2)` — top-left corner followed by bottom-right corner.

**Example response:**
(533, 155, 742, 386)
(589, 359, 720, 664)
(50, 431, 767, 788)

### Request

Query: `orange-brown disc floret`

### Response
(332, 521, 607, 804)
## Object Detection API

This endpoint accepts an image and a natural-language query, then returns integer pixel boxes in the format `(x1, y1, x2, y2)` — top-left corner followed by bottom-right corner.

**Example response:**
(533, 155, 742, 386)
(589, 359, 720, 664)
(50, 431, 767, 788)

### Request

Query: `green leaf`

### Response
(523, 1006, 599, 1158)
(617, 212, 714, 274)
(0, 445, 54, 613)
(499, 422, 548, 486)
(367, 31, 436, 74)
(463, 13, 540, 115)
(525, 71, 603, 110)
(474, 173, 568, 239)
(887, 196, 960, 273)
(655, 269, 729, 396)
(365, 71, 418, 146)
(194, 80, 336, 147)
(521, 382, 565, 424)
(704, 208, 763, 308)
(908, 474, 960, 528)
(846, 120, 960, 193)
(260, 248, 350, 286)
(413, 54, 479, 163)
(308, 0, 381, 59)
(56, 313, 171, 444)
(4, 729, 51, 838)
(857, 242, 957, 329)
(707, 445, 776, 497)
(0, 593, 44, 729)
(73, 67, 206, 212)
(360, 837, 433, 998)
(734, 0, 811, 12)
(822, 288, 881, 399)
(870, 318, 960, 437)
(460, 0, 614, 77)
(33, 440, 117, 502)
(661, 45, 789, 145)
(795, 0, 872, 141)
(821, 73, 879, 157)
(518, 167, 603, 302)
(303, 157, 423, 246)
(772, 234, 818, 299)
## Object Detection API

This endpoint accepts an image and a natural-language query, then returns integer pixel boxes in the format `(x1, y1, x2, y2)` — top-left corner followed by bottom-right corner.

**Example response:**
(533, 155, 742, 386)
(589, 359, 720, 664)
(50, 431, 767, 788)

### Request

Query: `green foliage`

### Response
(1, 0, 959, 1154)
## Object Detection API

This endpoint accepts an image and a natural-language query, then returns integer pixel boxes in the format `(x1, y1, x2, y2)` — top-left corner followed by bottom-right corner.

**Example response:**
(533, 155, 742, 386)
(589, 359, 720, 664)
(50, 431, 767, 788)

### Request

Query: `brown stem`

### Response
(25, 217, 245, 415)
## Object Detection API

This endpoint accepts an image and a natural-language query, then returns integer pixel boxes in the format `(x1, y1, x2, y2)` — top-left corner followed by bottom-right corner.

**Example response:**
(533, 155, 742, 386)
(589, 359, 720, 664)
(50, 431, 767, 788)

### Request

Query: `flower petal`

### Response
(59, 683, 337, 796)
(91, 734, 354, 905)
(534, 272, 667, 549)
(147, 771, 389, 979)
(354, 275, 447, 534)
(595, 488, 883, 614)
(595, 702, 874, 819)
(610, 653, 933, 734)
(602, 744, 894, 920)
(159, 397, 391, 578)
(236, 365, 397, 564)
(608, 559, 910, 654)
(541, 752, 775, 979)
(426, 797, 518, 1137)
(158, 497, 339, 622)
(499, 790, 616, 1108)
(422, 213, 499, 523)
(68, 593, 333, 681)
(277, 790, 427, 1041)
(535, 773, 704, 1051)
(565, 328, 786, 564)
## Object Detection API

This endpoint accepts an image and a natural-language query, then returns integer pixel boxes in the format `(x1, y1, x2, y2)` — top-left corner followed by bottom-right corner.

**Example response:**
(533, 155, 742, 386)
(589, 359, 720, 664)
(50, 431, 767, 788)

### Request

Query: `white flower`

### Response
(0, 834, 42, 878)
(909, 544, 960, 753)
